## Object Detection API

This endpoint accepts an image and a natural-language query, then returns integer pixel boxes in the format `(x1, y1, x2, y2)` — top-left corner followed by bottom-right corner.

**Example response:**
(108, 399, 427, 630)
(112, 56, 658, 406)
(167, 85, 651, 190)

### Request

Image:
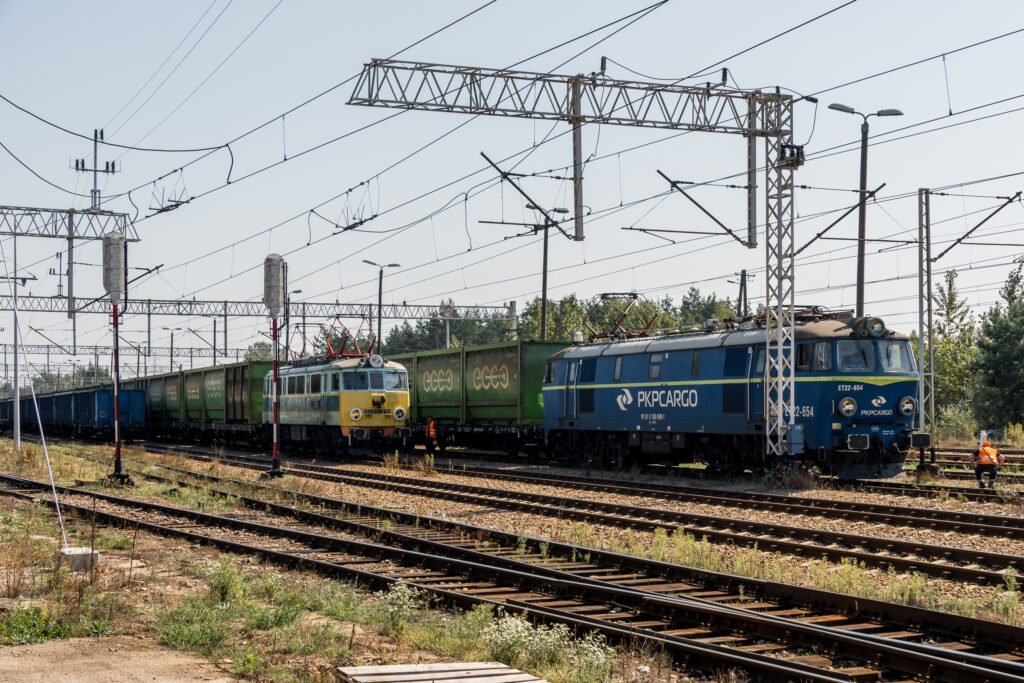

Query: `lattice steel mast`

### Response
(349, 59, 801, 458)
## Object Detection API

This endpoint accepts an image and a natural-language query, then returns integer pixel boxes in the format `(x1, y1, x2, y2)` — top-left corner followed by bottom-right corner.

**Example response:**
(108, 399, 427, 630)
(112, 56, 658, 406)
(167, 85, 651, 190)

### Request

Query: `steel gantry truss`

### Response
(917, 190, 936, 458)
(350, 58, 801, 459)
(0, 295, 514, 320)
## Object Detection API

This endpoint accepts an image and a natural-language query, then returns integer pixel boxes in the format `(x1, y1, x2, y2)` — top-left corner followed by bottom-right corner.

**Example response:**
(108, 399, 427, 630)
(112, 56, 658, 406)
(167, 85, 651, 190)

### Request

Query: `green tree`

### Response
(973, 265, 1024, 426)
(973, 301, 1024, 426)
(999, 262, 1023, 309)
(245, 341, 272, 361)
(677, 287, 735, 327)
(932, 270, 977, 414)
(516, 294, 587, 341)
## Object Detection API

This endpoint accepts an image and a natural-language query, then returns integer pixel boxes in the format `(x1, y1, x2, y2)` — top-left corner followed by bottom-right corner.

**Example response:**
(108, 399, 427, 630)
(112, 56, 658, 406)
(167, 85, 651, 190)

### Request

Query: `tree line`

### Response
(926, 263, 1024, 440)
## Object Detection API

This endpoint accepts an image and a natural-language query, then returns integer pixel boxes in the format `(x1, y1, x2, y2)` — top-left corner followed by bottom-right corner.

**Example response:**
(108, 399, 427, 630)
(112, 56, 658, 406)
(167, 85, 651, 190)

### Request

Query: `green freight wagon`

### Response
(390, 340, 566, 454)
(141, 371, 185, 435)
(180, 360, 273, 439)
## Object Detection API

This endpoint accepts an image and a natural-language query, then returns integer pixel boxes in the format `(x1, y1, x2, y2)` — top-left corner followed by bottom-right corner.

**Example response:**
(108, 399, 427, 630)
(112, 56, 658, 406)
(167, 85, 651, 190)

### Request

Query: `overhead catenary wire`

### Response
(14, 10, 1024, 352)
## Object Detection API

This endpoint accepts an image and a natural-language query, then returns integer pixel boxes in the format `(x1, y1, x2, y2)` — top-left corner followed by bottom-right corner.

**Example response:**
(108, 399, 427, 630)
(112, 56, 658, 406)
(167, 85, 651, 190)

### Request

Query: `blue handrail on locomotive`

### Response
(542, 310, 928, 479)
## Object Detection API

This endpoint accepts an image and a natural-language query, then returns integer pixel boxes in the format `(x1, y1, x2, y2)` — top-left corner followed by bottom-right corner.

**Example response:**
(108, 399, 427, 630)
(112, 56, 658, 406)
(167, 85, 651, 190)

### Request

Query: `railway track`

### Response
(148, 447, 1024, 586)
(341, 457, 1024, 536)
(5, 467, 1024, 682)
(841, 479, 1024, 503)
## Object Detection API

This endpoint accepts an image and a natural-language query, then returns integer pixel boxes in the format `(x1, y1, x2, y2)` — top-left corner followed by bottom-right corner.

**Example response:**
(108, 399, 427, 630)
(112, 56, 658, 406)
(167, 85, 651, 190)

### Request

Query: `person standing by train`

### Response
(972, 440, 1005, 488)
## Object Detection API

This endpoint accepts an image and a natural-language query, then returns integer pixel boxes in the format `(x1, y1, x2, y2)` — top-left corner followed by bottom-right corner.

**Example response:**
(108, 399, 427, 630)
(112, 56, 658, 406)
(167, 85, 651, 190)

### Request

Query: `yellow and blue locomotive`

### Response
(262, 353, 411, 454)
(543, 311, 927, 478)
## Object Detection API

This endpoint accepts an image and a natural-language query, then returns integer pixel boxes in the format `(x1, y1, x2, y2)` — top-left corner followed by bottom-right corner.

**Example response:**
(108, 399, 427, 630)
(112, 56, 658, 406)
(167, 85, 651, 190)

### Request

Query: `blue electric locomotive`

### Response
(542, 311, 927, 478)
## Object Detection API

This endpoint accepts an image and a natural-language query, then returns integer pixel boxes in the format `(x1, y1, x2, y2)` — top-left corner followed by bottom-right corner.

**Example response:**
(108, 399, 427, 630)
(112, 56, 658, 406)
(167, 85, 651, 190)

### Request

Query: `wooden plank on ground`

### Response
(338, 662, 546, 683)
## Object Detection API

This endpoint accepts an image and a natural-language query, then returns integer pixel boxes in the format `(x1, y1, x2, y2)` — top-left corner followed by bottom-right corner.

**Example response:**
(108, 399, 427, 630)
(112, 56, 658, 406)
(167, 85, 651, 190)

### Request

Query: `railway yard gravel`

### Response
(156, 457, 1017, 614)
(331, 463, 1024, 557)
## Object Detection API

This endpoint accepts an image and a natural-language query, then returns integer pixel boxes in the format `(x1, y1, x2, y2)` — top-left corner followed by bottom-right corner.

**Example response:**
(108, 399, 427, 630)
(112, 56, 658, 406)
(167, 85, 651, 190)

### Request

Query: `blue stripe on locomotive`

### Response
(542, 336, 917, 451)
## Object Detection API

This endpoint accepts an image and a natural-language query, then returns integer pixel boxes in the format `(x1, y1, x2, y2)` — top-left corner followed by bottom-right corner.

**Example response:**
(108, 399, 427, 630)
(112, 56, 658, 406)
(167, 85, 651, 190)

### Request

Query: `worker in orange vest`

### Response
(972, 440, 1005, 488)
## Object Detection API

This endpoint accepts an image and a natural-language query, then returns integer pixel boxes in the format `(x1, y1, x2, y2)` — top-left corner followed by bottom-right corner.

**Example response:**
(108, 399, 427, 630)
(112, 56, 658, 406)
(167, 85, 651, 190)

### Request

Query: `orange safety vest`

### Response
(427, 420, 436, 439)
(974, 446, 1003, 467)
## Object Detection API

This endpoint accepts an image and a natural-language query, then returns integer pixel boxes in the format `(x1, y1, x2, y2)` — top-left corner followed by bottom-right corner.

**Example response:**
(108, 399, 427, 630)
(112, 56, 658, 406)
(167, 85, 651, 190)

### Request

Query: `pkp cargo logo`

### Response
(871, 396, 887, 407)
(616, 388, 633, 411)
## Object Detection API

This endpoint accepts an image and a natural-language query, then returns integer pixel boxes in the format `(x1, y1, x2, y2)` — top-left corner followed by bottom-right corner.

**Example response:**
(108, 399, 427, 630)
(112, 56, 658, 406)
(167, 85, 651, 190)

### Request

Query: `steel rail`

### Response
(0, 473, 889, 682)
(5, 468, 1022, 682)
(171, 449, 1024, 585)
(341, 456, 1024, 537)
(134, 456, 1024, 653)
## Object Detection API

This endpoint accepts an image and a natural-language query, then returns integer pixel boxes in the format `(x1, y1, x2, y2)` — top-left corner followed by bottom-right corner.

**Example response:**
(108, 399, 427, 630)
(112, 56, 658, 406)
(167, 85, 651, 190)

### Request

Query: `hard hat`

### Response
(983, 441, 992, 447)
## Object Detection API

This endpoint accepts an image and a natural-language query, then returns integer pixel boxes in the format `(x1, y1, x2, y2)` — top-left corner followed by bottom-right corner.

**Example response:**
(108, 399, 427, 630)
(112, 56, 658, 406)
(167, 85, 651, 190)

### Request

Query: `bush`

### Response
(937, 400, 978, 443)
(482, 612, 615, 682)
(207, 558, 245, 604)
(482, 613, 532, 666)
(0, 606, 71, 645)
(373, 582, 425, 636)
(1005, 423, 1024, 447)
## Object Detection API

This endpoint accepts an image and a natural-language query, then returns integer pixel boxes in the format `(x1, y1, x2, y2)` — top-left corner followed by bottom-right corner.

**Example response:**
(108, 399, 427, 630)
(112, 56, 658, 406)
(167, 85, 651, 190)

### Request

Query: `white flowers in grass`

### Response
(482, 612, 615, 681)
(374, 582, 425, 636)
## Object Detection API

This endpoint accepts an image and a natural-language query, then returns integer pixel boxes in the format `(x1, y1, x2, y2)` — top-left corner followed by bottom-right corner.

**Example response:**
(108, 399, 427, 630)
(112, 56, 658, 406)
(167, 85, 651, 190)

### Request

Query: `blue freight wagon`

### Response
(1, 387, 145, 438)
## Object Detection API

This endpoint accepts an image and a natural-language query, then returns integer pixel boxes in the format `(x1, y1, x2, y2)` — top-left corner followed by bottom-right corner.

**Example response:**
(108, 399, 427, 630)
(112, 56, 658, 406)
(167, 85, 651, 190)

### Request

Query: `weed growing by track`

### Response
(565, 523, 1024, 627)
(156, 557, 636, 683)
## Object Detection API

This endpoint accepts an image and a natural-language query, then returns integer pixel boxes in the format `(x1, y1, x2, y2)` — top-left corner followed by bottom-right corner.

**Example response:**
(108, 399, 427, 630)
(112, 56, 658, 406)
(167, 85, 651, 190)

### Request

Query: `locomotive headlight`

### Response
(898, 396, 916, 416)
(393, 407, 407, 421)
(838, 397, 858, 417)
(867, 317, 885, 337)
(368, 354, 384, 368)
(350, 408, 363, 421)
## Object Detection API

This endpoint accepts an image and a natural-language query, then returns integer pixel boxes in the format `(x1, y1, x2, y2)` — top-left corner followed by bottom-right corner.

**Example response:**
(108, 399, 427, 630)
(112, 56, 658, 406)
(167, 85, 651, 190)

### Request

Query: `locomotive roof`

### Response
(277, 358, 406, 375)
(550, 319, 909, 360)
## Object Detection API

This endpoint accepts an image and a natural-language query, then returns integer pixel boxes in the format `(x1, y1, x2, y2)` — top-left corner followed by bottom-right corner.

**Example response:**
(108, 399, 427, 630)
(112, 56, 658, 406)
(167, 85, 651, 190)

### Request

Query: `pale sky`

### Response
(2, 0, 1023, 376)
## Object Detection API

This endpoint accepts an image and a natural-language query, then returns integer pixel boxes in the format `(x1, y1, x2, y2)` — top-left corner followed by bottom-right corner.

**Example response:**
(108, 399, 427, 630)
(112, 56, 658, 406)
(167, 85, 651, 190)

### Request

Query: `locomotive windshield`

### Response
(836, 340, 876, 372)
(879, 340, 916, 372)
(342, 370, 408, 391)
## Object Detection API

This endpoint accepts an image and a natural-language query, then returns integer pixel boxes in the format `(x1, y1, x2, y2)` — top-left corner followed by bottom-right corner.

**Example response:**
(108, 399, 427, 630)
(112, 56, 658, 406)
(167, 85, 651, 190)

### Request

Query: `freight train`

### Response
(390, 341, 565, 455)
(542, 312, 927, 478)
(1, 353, 411, 454)
(1, 311, 925, 479)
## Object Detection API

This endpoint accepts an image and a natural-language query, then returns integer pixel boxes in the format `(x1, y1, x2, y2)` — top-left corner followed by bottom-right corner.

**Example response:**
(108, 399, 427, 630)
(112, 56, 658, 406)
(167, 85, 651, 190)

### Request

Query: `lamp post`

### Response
(526, 204, 569, 341)
(362, 261, 400, 352)
(828, 103, 903, 317)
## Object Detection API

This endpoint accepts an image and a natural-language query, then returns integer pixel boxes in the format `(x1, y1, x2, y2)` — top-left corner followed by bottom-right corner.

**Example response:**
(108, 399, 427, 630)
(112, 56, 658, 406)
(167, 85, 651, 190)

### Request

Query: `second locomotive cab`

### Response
(542, 313, 928, 479)
(262, 353, 411, 454)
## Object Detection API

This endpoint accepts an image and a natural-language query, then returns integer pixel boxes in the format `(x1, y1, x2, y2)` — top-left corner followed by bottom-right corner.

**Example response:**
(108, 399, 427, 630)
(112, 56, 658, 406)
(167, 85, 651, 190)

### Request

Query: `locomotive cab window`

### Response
(754, 348, 765, 375)
(795, 343, 812, 372)
(342, 372, 368, 391)
(383, 371, 408, 390)
(544, 362, 555, 384)
(814, 341, 833, 371)
(837, 340, 876, 372)
(330, 372, 340, 392)
(287, 376, 296, 394)
(309, 374, 321, 394)
(691, 351, 701, 378)
(879, 340, 916, 372)
(649, 353, 662, 379)
(580, 358, 597, 383)
(369, 372, 384, 391)
(613, 356, 622, 381)
(296, 376, 306, 395)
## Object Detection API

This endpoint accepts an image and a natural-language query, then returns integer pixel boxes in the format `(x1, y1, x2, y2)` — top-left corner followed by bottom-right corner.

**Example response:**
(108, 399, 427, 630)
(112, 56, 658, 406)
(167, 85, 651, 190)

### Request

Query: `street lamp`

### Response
(828, 102, 903, 316)
(526, 204, 570, 341)
(362, 260, 400, 352)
